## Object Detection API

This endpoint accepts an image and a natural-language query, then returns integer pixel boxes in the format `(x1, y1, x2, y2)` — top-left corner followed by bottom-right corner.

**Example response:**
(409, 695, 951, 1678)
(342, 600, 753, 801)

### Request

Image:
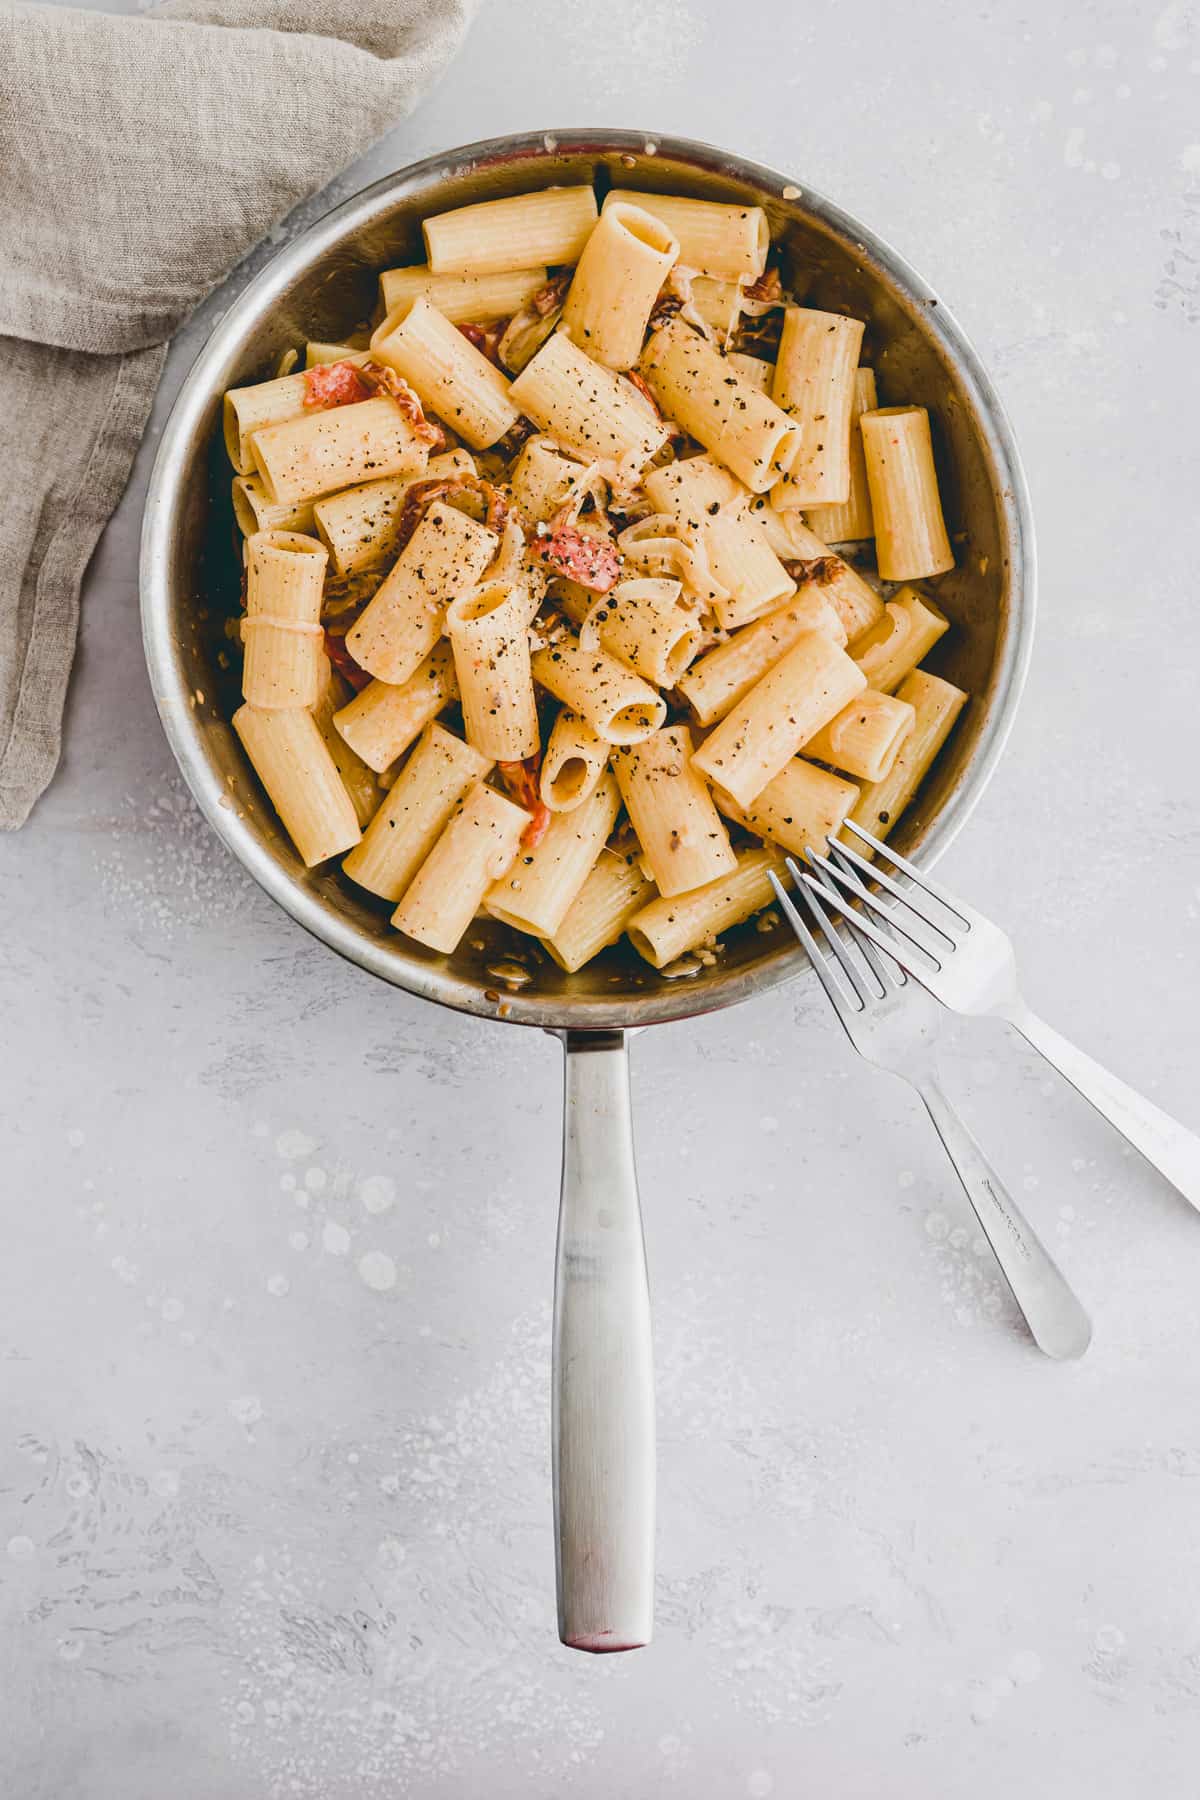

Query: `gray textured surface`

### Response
(3, 2, 1200, 1794)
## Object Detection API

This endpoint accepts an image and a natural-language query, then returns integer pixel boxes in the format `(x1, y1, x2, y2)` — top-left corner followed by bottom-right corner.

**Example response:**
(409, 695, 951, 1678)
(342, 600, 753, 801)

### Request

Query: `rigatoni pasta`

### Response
(391, 781, 529, 952)
(540, 710, 611, 813)
(851, 587, 949, 693)
(860, 406, 955, 580)
(510, 331, 668, 468)
(445, 581, 539, 761)
(333, 641, 459, 773)
(233, 704, 361, 867)
(241, 530, 327, 710)
(712, 758, 859, 860)
(602, 190, 768, 281)
(346, 503, 499, 686)
(560, 202, 679, 370)
(691, 631, 868, 807)
(379, 264, 548, 324)
(313, 451, 476, 575)
(423, 186, 598, 276)
(640, 317, 801, 492)
(531, 637, 667, 745)
(806, 367, 878, 542)
(541, 843, 657, 973)
(612, 725, 736, 897)
(372, 298, 519, 449)
(485, 770, 621, 937)
(251, 395, 430, 505)
(770, 308, 865, 510)
(217, 178, 969, 974)
(342, 722, 491, 902)
(849, 670, 966, 841)
(802, 688, 916, 783)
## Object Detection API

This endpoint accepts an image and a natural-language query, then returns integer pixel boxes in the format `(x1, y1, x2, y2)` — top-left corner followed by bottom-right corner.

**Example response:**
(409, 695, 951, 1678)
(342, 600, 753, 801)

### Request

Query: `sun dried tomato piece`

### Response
(303, 360, 373, 409)
(323, 629, 372, 691)
(531, 273, 572, 317)
(533, 522, 620, 593)
(783, 556, 844, 587)
(499, 757, 552, 849)
(457, 319, 509, 367)
(743, 267, 784, 304)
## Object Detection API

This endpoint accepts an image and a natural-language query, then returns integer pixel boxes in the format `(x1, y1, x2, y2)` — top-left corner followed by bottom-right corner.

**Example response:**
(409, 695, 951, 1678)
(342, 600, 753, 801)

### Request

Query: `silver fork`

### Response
(769, 862, 1092, 1360)
(806, 822, 1200, 1212)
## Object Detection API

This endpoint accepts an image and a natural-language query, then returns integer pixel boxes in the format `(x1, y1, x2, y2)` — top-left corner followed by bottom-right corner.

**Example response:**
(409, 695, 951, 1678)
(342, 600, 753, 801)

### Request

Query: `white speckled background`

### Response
(3, 1, 1200, 1793)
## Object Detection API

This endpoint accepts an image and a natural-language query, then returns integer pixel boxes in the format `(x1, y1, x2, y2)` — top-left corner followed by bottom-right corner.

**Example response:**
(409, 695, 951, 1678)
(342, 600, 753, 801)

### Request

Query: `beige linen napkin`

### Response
(0, 0, 476, 827)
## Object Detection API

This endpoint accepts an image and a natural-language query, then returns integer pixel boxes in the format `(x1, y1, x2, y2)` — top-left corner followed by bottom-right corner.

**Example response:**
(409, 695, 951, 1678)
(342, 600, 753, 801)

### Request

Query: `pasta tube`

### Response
(509, 332, 668, 468)
(691, 631, 868, 807)
(803, 689, 916, 782)
(806, 367, 878, 542)
(540, 710, 611, 812)
(746, 505, 885, 643)
(850, 669, 967, 841)
(231, 474, 315, 538)
(676, 590, 848, 727)
(333, 641, 459, 773)
(423, 186, 599, 276)
(391, 781, 529, 953)
(250, 396, 430, 506)
(343, 722, 491, 902)
(510, 436, 594, 524)
(626, 846, 783, 969)
(860, 406, 954, 581)
(541, 843, 657, 973)
(531, 636, 666, 745)
(690, 277, 744, 340)
(728, 352, 773, 392)
(613, 724, 737, 897)
(485, 769, 622, 937)
(241, 529, 327, 710)
(592, 578, 703, 689)
(305, 340, 369, 367)
(346, 503, 499, 687)
(445, 580, 539, 761)
(851, 587, 949, 694)
(640, 318, 801, 492)
(311, 664, 381, 828)
(643, 456, 793, 626)
(312, 450, 476, 575)
(223, 357, 366, 473)
(371, 298, 518, 449)
(560, 201, 679, 369)
(770, 308, 865, 509)
(712, 758, 859, 859)
(378, 264, 548, 324)
(602, 190, 768, 282)
(233, 703, 361, 867)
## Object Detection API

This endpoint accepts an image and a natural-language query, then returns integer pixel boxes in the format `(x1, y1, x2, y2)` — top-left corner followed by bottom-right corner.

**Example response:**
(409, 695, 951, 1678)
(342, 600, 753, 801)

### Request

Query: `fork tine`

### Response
(823, 836, 960, 949)
(823, 844, 907, 991)
(802, 848, 900, 994)
(806, 846, 945, 967)
(785, 860, 880, 1008)
(798, 863, 949, 997)
(843, 820, 973, 930)
(767, 870, 863, 1019)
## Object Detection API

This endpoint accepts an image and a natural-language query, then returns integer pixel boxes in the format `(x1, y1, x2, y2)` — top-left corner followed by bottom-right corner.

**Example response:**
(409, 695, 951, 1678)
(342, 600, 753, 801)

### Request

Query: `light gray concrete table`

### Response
(4, 2, 1200, 1794)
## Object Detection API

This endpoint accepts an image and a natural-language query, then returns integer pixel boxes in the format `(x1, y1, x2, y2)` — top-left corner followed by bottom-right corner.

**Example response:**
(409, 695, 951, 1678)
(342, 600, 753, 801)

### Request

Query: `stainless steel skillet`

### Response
(140, 128, 1035, 1653)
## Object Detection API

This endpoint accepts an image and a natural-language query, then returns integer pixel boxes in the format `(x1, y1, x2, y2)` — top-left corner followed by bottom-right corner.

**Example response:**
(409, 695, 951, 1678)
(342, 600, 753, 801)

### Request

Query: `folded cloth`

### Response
(0, 0, 477, 827)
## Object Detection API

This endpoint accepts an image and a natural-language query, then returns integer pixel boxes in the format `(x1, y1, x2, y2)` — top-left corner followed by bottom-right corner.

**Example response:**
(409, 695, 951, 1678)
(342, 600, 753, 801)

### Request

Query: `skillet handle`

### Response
(552, 1028, 655, 1652)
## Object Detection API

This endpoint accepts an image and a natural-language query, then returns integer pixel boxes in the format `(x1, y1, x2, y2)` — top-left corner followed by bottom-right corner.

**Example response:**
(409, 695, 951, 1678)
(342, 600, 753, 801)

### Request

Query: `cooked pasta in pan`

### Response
(220, 181, 966, 971)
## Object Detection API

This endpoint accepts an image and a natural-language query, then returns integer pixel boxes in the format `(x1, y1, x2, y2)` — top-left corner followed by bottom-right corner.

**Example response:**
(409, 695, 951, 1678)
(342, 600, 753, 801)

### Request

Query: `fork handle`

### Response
(914, 1073, 1092, 1360)
(1005, 1002, 1200, 1211)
